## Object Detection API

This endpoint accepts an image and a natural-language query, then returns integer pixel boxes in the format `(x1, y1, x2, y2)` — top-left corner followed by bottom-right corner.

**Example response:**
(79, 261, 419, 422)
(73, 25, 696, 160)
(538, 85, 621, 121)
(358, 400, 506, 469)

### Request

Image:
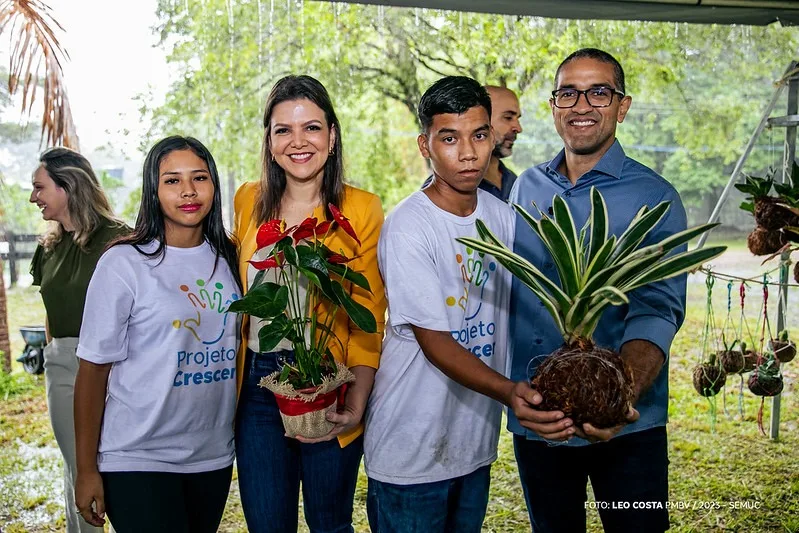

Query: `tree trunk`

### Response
(0, 258, 11, 373)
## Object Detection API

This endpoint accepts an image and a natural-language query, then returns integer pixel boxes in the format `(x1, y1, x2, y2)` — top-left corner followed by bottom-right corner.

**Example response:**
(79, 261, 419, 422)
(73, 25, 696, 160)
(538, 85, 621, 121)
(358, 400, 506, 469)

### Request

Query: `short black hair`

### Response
(555, 48, 626, 95)
(418, 76, 492, 132)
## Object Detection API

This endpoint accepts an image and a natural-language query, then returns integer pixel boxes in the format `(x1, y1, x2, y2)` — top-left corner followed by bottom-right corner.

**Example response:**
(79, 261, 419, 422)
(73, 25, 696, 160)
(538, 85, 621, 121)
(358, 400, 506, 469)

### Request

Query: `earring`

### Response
(271, 152, 276, 161)
(328, 147, 334, 156)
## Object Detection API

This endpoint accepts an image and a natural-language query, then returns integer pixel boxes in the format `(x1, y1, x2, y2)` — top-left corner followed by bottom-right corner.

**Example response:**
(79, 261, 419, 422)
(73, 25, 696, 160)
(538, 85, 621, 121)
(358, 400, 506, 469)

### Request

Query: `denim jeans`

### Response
(235, 349, 363, 533)
(366, 465, 491, 533)
(514, 426, 670, 533)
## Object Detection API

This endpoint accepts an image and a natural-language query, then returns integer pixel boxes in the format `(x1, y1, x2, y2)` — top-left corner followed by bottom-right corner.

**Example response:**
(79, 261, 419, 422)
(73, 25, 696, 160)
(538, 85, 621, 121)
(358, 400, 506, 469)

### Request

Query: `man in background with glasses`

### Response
(507, 48, 687, 533)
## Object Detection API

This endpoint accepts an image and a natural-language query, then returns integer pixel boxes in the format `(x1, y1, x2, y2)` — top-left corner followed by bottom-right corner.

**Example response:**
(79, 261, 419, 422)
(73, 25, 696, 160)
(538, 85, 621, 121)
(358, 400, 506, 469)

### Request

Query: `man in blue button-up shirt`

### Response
(508, 49, 686, 533)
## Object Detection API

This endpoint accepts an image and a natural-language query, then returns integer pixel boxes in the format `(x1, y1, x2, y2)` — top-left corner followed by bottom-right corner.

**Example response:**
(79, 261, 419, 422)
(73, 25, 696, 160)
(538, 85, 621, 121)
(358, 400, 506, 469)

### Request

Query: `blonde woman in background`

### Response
(29, 147, 128, 532)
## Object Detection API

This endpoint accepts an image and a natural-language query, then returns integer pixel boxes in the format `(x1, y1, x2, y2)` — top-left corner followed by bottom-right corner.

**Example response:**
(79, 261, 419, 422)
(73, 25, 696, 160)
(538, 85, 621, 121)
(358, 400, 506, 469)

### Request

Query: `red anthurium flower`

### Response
(256, 219, 292, 249)
(316, 220, 332, 235)
(328, 204, 360, 246)
(248, 251, 284, 271)
(292, 217, 319, 243)
(327, 253, 353, 265)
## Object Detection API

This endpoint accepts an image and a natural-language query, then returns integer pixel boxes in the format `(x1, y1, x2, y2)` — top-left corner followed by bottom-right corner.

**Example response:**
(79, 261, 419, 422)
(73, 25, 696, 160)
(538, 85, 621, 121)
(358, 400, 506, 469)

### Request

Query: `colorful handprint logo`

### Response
(445, 246, 496, 320)
(172, 279, 239, 344)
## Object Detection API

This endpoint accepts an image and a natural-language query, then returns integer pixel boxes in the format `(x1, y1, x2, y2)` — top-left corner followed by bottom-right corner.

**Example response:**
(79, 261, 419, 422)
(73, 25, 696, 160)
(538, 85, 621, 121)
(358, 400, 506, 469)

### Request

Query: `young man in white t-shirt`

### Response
(364, 76, 540, 533)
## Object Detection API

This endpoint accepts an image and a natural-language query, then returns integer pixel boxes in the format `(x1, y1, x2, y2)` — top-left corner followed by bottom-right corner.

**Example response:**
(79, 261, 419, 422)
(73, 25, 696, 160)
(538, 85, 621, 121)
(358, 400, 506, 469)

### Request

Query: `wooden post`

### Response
(0, 257, 10, 373)
(7, 231, 17, 288)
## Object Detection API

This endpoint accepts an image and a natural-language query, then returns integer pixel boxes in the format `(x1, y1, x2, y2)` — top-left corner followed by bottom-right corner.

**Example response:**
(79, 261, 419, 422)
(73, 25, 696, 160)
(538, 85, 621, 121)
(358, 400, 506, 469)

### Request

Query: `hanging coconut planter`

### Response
(458, 187, 725, 430)
(769, 330, 796, 363)
(746, 228, 786, 256)
(747, 357, 784, 397)
(719, 349, 746, 374)
(692, 362, 726, 397)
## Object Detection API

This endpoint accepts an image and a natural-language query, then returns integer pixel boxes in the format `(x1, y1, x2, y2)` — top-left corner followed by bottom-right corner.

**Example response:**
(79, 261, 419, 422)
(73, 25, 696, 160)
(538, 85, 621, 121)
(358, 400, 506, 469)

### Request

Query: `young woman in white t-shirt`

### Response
(73, 136, 241, 533)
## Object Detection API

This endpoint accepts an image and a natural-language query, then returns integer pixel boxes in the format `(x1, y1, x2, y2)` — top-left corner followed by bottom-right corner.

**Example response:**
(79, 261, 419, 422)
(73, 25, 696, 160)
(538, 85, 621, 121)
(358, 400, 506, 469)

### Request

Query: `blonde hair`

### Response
(38, 147, 120, 252)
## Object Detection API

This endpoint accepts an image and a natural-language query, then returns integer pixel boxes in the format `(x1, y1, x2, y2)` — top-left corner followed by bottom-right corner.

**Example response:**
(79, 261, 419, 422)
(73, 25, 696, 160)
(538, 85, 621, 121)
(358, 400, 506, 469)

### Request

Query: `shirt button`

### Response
(535, 338, 543, 345)
(564, 191, 572, 197)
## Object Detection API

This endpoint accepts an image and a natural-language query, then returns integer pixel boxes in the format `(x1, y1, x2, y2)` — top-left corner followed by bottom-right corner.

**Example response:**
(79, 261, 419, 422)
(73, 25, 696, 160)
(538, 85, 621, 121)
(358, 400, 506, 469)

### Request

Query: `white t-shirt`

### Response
(78, 241, 239, 473)
(364, 190, 515, 485)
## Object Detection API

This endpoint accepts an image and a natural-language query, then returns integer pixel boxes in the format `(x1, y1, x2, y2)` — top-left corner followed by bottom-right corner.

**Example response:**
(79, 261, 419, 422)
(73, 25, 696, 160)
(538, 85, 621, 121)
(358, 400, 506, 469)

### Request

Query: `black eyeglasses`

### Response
(550, 86, 625, 109)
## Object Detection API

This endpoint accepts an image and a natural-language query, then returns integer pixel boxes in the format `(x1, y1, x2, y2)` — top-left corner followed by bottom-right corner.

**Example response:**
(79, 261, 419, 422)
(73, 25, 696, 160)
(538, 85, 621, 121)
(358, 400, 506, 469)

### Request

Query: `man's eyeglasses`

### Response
(550, 86, 625, 109)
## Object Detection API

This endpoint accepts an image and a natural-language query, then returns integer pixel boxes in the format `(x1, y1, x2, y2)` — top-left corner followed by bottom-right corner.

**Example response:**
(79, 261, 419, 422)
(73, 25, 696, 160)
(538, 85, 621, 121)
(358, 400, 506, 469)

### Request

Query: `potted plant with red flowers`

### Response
(229, 204, 376, 438)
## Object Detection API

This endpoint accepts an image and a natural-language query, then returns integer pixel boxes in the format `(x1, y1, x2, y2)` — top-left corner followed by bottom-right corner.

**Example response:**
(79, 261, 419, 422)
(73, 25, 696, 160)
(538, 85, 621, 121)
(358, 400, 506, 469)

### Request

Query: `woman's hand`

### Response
(293, 403, 364, 443)
(293, 365, 375, 444)
(75, 470, 106, 527)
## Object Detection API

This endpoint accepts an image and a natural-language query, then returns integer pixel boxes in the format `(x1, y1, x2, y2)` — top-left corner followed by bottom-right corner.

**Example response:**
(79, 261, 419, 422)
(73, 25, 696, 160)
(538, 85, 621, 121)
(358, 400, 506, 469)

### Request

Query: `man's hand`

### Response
(574, 405, 640, 443)
(509, 382, 575, 441)
(75, 470, 106, 527)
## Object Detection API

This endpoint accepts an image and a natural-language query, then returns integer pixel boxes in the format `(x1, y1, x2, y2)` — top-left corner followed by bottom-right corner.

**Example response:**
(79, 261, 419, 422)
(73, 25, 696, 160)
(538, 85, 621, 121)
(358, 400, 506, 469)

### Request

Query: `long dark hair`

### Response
(113, 136, 240, 289)
(256, 75, 344, 223)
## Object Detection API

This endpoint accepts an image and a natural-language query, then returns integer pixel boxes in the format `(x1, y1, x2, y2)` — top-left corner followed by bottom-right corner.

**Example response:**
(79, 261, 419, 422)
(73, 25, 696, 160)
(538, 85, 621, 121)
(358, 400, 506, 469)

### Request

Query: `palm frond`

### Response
(0, 0, 78, 149)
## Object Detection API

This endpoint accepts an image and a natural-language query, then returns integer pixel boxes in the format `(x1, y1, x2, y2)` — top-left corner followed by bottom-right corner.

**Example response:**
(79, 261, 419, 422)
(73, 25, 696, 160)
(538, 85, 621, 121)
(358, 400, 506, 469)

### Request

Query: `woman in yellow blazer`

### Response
(233, 74, 386, 533)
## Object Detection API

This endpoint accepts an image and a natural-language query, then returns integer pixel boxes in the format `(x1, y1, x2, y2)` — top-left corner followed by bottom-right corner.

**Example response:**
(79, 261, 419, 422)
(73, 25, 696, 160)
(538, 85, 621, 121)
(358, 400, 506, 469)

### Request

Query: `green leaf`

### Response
(297, 244, 329, 275)
(739, 200, 754, 214)
(331, 281, 377, 333)
(590, 286, 629, 306)
(456, 236, 571, 311)
(327, 262, 371, 292)
(228, 282, 289, 319)
(608, 201, 670, 264)
(258, 314, 292, 352)
(587, 186, 608, 265)
(251, 268, 266, 290)
(625, 246, 727, 290)
(551, 195, 579, 263)
(626, 223, 720, 261)
(538, 217, 580, 297)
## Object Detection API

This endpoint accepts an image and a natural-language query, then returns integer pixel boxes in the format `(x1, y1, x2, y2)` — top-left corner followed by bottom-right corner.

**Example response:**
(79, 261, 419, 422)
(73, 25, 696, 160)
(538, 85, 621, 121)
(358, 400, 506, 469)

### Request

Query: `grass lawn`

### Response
(1, 248, 798, 531)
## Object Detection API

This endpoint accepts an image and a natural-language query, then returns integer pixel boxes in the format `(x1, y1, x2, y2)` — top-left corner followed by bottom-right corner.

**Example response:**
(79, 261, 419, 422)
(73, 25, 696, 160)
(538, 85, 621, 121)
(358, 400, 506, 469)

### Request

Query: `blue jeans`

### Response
(235, 349, 363, 533)
(514, 426, 669, 533)
(366, 465, 491, 533)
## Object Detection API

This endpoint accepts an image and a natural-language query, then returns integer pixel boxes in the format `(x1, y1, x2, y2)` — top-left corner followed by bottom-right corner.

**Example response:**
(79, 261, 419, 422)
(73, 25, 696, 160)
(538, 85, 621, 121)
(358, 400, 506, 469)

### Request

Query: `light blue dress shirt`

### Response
(508, 140, 687, 445)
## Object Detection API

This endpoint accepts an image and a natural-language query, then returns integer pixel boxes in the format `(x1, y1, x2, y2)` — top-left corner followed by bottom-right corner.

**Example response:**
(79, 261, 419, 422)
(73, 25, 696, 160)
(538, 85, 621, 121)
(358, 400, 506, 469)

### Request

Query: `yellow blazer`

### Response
(233, 181, 386, 446)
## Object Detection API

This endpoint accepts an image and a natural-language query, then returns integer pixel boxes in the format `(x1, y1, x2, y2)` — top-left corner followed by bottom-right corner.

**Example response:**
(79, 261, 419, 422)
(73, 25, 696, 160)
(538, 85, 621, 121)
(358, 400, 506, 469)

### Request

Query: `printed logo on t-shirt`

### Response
(172, 278, 239, 388)
(446, 246, 497, 359)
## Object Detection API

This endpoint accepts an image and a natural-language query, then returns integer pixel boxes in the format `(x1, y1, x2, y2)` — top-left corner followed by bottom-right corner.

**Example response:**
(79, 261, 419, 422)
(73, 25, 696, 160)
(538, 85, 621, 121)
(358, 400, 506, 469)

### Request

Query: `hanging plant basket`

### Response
(747, 359, 784, 397)
(260, 362, 355, 438)
(692, 363, 726, 397)
(719, 349, 746, 374)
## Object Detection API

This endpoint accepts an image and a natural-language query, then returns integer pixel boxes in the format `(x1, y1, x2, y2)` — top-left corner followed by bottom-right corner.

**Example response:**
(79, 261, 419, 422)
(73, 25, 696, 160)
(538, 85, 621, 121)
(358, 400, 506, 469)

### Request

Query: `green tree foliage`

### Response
(144, 1, 798, 215)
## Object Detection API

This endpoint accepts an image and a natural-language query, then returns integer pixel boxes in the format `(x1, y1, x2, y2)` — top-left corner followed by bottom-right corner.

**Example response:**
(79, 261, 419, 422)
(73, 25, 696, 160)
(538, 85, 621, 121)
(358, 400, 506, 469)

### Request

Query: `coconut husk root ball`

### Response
(692, 363, 726, 396)
(742, 351, 759, 373)
(747, 369, 784, 396)
(719, 350, 745, 374)
(770, 340, 796, 363)
(794, 261, 799, 284)
(754, 197, 798, 230)
(530, 344, 634, 429)
(747, 228, 785, 256)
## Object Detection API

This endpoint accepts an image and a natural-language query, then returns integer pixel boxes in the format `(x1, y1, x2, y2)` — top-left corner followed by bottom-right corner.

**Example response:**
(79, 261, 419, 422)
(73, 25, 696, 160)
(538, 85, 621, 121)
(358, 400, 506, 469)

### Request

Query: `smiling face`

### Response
(157, 149, 214, 246)
(30, 166, 70, 227)
(269, 98, 335, 185)
(551, 57, 631, 159)
(487, 87, 522, 159)
(418, 105, 493, 194)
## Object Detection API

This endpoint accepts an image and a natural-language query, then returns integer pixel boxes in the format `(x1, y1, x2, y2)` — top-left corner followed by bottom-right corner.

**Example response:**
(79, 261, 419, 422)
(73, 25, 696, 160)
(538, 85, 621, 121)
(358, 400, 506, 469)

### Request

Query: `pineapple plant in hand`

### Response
(457, 187, 726, 429)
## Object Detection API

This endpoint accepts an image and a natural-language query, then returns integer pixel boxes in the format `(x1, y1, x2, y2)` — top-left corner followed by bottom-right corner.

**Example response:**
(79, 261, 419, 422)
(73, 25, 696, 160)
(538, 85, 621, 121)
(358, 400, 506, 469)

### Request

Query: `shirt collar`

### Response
(546, 139, 626, 183)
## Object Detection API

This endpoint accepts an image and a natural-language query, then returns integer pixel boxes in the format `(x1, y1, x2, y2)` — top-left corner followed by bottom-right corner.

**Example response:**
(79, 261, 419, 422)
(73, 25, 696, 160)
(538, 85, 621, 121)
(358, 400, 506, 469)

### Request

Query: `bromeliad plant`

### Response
(457, 187, 727, 428)
(228, 204, 377, 390)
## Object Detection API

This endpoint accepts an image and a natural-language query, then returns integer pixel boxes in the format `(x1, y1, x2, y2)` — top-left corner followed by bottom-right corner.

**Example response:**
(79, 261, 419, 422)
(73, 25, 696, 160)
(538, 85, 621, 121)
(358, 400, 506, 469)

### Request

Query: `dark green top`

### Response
(30, 218, 129, 338)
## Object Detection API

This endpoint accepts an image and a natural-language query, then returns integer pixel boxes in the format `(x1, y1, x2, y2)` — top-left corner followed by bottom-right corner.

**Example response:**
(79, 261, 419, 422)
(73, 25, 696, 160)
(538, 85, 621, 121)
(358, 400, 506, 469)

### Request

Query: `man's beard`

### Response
(493, 139, 512, 159)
